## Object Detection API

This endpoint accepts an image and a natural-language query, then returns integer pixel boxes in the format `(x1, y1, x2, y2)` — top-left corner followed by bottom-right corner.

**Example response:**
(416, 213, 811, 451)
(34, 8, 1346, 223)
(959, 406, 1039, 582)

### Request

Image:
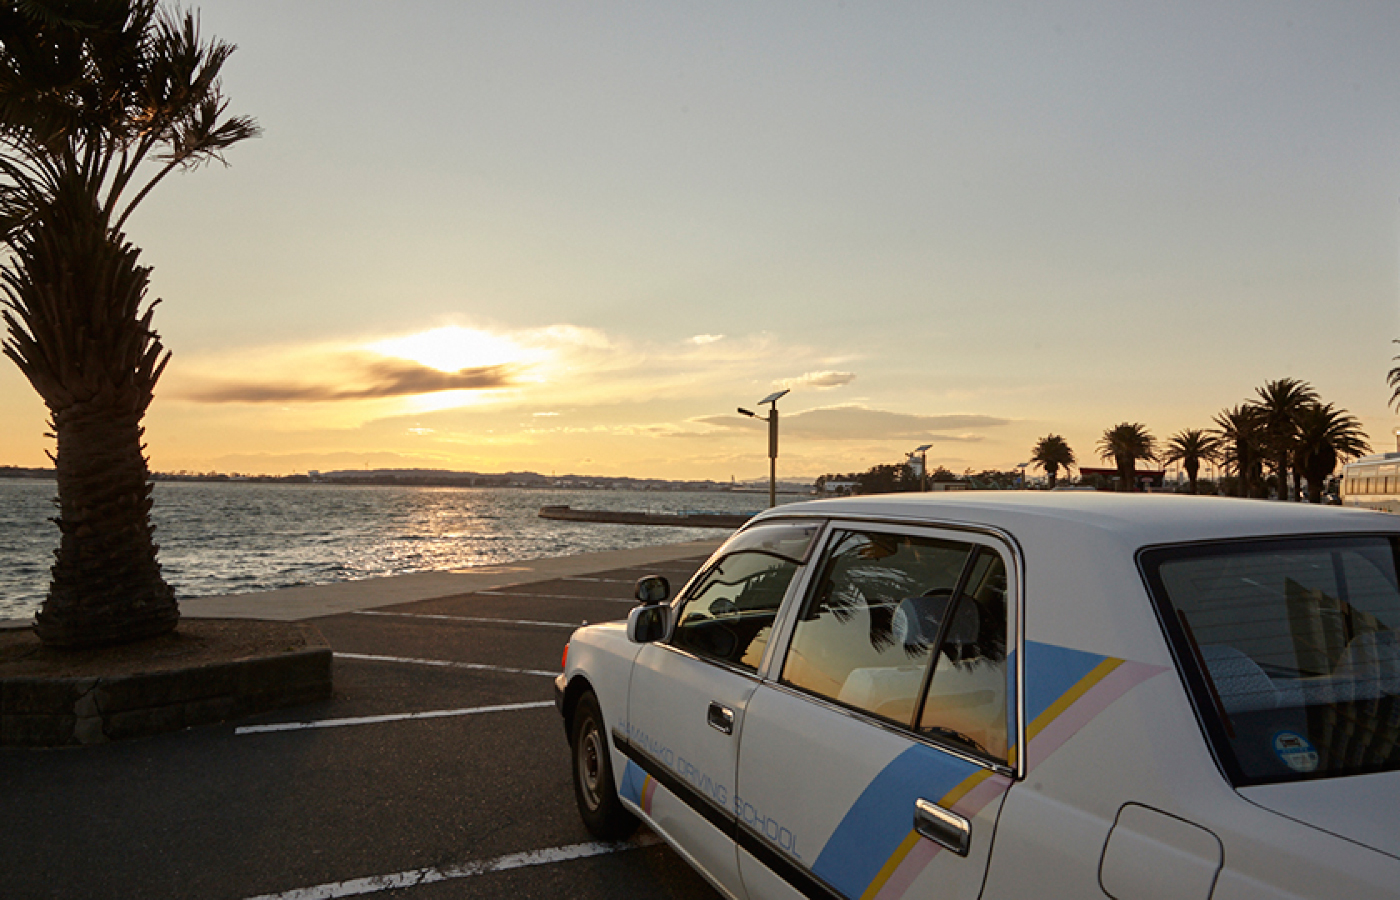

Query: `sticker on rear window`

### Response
(1272, 731, 1319, 774)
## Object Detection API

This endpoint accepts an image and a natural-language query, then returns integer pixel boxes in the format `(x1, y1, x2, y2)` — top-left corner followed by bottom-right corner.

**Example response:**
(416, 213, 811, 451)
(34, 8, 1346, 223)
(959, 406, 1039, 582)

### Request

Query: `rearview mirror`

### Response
(635, 574, 670, 605)
(627, 604, 670, 644)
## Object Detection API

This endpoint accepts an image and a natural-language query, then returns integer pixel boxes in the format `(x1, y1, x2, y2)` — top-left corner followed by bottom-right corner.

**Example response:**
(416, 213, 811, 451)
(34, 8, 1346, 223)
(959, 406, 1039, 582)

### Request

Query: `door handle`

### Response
(707, 702, 734, 735)
(914, 797, 971, 856)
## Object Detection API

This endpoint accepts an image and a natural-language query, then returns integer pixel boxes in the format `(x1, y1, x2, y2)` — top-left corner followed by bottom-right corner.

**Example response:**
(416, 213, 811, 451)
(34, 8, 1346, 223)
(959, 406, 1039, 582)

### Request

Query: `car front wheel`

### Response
(570, 690, 638, 840)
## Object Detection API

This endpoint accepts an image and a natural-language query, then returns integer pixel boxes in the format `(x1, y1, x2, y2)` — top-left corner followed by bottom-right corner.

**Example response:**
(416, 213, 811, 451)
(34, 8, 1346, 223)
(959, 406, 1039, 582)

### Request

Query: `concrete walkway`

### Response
(178, 537, 723, 621)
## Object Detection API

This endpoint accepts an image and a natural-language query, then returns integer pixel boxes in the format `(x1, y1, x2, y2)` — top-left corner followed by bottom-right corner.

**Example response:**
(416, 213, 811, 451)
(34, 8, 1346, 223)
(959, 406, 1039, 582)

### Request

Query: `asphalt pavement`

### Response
(0, 540, 726, 900)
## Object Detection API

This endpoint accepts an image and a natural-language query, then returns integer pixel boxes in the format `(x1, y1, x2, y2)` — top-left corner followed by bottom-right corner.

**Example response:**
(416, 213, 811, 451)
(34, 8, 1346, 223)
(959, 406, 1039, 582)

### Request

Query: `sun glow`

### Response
(369, 326, 526, 372)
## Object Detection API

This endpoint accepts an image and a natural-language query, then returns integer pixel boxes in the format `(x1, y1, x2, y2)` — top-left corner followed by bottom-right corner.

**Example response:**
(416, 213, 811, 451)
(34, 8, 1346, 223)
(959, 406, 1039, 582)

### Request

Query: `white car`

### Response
(555, 492, 1400, 899)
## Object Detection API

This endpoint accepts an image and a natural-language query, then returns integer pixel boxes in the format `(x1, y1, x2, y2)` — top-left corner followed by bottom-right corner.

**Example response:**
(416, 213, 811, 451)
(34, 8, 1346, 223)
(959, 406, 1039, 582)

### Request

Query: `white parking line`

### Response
(333, 652, 558, 678)
(477, 590, 634, 604)
(235, 700, 554, 735)
(242, 834, 661, 899)
(353, 610, 578, 629)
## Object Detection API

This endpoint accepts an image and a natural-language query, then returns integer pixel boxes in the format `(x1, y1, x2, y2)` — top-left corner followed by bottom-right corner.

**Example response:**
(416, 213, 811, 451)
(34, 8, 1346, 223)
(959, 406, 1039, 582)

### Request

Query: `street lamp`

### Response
(909, 443, 932, 491)
(738, 389, 790, 508)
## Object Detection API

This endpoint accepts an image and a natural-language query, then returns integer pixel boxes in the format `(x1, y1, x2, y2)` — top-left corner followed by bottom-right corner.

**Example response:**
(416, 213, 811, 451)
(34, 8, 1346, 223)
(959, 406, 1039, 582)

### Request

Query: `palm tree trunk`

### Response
(4, 176, 178, 648)
(36, 400, 178, 647)
(1118, 458, 1134, 492)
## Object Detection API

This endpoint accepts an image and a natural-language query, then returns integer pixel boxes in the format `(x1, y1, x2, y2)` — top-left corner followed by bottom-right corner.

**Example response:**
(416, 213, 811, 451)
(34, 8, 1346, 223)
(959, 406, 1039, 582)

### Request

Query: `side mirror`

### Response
(635, 574, 670, 606)
(627, 604, 670, 644)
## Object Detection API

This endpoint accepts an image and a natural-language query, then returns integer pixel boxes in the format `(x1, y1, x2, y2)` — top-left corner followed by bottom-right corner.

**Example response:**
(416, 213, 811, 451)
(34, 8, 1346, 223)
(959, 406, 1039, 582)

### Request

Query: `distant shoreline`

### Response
(0, 466, 810, 494)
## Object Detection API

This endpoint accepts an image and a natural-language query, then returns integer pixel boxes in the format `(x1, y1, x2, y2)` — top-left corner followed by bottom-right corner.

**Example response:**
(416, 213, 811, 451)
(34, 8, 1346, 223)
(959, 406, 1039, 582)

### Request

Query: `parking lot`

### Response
(0, 547, 724, 899)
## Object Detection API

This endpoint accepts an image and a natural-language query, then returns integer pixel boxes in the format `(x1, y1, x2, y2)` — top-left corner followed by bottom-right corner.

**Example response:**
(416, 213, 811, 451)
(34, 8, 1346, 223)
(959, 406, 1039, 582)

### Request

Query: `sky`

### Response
(3, 0, 1399, 482)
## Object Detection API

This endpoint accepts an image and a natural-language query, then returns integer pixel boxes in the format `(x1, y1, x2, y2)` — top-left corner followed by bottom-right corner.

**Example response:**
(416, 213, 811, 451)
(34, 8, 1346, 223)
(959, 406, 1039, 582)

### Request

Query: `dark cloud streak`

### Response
(187, 361, 517, 404)
(696, 405, 1009, 441)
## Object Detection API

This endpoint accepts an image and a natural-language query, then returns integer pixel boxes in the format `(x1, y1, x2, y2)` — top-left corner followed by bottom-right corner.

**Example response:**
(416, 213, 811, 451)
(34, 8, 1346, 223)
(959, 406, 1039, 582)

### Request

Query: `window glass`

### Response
(781, 530, 974, 727)
(1143, 536, 1400, 785)
(672, 550, 801, 672)
(916, 552, 1009, 760)
(713, 518, 822, 565)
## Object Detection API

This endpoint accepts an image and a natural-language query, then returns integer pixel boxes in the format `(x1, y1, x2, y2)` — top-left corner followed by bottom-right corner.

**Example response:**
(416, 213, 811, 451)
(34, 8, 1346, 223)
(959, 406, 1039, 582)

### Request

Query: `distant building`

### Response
(1077, 467, 1166, 490)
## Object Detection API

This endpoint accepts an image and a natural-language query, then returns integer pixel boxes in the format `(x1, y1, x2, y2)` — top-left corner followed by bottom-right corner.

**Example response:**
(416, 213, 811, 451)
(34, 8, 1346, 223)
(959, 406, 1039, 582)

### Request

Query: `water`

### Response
(0, 479, 793, 619)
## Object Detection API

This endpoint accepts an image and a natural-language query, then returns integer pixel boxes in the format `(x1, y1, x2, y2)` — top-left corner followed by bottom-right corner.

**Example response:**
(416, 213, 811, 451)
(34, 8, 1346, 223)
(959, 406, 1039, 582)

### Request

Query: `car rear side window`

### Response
(780, 529, 1010, 762)
(1143, 536, 1400, 786)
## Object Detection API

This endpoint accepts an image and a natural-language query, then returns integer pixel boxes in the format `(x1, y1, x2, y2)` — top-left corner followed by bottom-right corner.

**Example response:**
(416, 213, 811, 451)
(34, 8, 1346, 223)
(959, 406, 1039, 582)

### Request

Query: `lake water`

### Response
(0, 479, 792, 620)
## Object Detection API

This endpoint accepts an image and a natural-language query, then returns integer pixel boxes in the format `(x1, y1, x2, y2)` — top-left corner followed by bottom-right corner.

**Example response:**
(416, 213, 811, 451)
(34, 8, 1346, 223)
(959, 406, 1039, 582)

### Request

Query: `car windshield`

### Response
(1142, 535, 1400, 787)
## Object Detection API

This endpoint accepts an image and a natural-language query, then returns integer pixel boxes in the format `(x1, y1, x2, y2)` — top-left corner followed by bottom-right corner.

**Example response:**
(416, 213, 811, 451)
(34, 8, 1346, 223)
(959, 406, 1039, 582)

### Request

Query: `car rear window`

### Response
(1141, 535, 1400, 786)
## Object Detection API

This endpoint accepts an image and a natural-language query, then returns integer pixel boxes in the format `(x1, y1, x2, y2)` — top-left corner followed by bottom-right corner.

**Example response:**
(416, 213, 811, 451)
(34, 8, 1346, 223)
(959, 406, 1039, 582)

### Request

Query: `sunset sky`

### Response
(3, 1, 1399, 482)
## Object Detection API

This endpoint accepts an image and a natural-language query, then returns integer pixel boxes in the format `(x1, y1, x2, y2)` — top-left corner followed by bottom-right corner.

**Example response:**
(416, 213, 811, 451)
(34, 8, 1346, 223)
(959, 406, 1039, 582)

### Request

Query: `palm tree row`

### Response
(1029, 377, 1370, 500)
(1216, 378, 1370, 502)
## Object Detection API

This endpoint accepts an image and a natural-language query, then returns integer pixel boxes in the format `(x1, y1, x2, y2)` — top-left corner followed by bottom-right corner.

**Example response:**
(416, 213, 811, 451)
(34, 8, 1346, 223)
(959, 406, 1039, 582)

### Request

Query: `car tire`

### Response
(570, 691, 638, 840)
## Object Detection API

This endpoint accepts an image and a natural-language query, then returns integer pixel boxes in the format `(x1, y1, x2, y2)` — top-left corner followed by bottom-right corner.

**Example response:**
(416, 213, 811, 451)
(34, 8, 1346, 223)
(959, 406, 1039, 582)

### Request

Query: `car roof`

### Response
(754, 491, 1400, 549)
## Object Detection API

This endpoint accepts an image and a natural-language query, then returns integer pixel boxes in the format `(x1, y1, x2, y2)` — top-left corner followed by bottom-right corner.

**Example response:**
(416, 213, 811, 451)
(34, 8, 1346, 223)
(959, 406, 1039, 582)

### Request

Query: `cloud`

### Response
(696, 405, 1009, 441)
(187, 359, 517, 403)
(689, 334, 725, 345)
(782, 370, 855, 390)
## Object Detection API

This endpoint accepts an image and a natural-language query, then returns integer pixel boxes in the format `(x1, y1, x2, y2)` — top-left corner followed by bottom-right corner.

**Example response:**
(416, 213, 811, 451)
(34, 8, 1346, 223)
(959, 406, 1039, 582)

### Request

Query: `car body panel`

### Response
(621, 642, 757, 896)
(1239, 770, 1400, 858)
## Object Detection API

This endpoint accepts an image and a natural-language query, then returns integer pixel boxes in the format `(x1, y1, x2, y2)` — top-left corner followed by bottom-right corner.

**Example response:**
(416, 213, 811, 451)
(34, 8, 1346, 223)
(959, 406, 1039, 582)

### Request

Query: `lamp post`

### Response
(909, 443, 932, 491)
(738, 389, 790, 508)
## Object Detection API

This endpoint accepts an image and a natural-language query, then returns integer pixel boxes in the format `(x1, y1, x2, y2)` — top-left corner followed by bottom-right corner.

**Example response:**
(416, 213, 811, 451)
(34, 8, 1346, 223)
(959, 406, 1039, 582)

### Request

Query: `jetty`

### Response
(538, 504, 751, 529)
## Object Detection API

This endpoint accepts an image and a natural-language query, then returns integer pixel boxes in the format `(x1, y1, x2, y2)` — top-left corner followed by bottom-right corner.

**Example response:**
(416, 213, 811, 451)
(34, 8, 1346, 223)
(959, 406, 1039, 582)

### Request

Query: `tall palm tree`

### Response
(1292, 402, 1370, 503)
(1162, 429, 1220, 495)
(1098, 423, 1157, 492)
(0, 1, 258, 648)
(1030, 434, 1076, 489)
(1254, 378, 1318, 501)
(1212, 404, 1266, 498)
(1389, 340, 1400, 411)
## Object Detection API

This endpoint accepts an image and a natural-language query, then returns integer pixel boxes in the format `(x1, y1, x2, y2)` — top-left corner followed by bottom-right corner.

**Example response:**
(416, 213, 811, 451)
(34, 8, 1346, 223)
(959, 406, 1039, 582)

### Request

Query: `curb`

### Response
(0, 622, 332, 747)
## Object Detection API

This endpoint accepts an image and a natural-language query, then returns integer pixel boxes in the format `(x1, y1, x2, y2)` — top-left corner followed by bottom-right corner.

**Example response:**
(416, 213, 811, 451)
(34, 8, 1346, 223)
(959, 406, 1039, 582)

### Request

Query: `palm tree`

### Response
(1389, 340, 1400, 410)
(1030, 434, 1076, 489)
(1254, 378, 1318, 501)
(1098, 423, 1157, 492)
(1292, 402, 1370, 503)
(1162, 429, 1220, 495)
(0, 1, 258, 648)
(1212, 404, 1266, 498)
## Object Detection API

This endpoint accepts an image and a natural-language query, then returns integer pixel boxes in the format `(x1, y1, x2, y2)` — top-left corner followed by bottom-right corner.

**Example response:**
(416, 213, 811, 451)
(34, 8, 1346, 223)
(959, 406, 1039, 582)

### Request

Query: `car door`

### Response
(617, 520, 822, 899)
(735, 524, 1018, 900)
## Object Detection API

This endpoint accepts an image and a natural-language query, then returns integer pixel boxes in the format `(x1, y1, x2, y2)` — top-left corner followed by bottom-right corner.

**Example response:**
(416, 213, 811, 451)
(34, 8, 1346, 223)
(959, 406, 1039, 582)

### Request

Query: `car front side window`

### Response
(671, 551, 799, 671)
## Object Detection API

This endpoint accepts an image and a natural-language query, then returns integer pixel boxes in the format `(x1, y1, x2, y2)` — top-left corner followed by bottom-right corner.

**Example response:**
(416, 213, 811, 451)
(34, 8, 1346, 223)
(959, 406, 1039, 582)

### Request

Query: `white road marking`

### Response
(477, 590, 634, 604)
(241, 834, 661, 899)
(333, 652, 558, 678)
(353, 610, 577, 629)
(561, 576, 633, 584)
(235, 700, 554, 735)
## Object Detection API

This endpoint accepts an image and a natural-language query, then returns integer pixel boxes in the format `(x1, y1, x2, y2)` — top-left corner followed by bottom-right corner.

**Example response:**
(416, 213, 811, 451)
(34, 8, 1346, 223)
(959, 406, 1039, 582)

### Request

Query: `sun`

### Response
(368, 326, 525, 373)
